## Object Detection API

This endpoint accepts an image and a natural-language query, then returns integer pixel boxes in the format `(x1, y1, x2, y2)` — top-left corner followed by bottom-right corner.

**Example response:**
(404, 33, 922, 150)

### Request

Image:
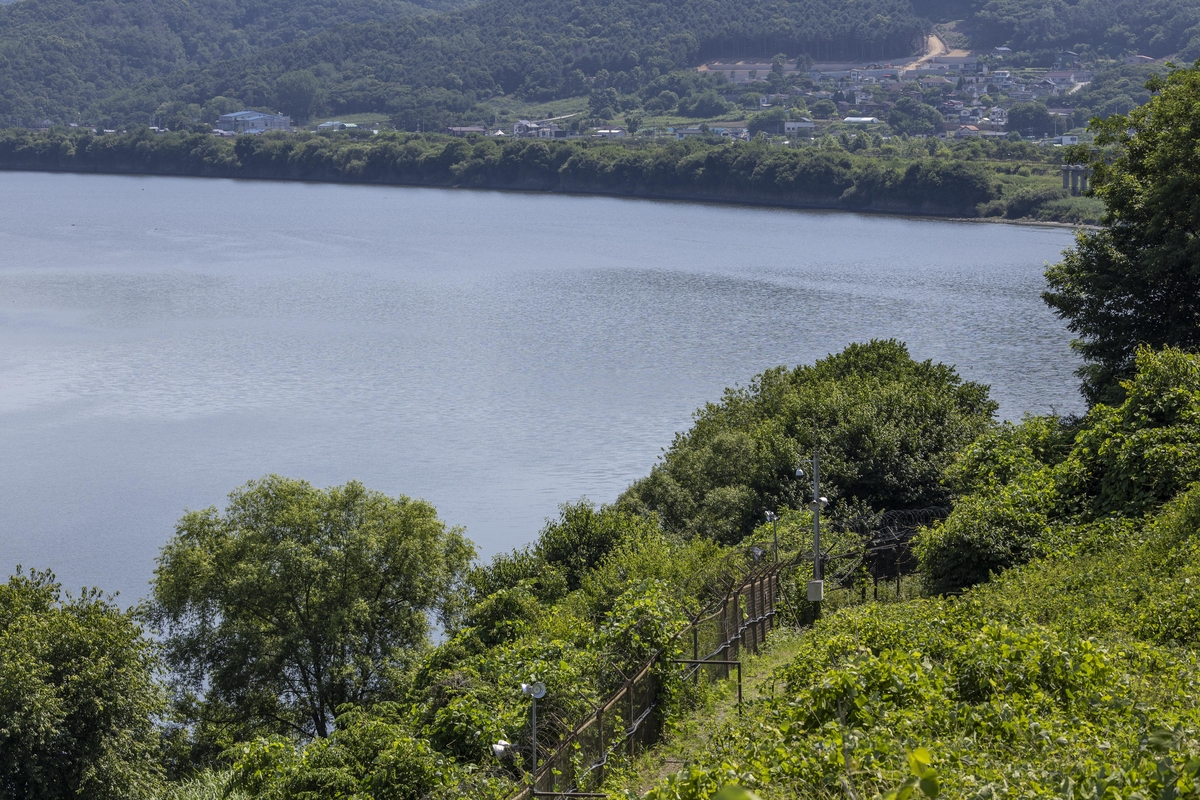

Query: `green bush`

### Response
(229, 706, 448, 800)
(918, 348, 1200, 594)
(622, 340, 997, 544)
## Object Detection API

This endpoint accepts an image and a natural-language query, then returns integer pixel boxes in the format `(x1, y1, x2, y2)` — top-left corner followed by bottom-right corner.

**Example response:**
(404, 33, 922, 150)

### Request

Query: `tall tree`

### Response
(274, 70, 320, 122)
(144, 476, 474, 742)
(1044, 65, 1200, 404)
(0, 570, 164, 799)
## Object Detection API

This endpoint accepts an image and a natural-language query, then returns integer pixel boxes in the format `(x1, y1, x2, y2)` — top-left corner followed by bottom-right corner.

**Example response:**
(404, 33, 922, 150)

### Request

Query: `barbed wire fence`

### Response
(820, 507, 950, 597)
(506, 506, 948, 799)
(508, 542, 785, 800)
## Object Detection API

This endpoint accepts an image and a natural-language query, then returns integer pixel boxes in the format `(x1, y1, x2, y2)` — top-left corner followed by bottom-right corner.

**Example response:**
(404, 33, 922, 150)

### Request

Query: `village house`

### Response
(218, 111, 291, 133)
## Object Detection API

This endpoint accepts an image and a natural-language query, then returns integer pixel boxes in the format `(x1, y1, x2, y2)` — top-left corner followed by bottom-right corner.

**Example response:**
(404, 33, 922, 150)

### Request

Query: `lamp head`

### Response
(521, 681, 547, 699)
(795, 467, 806, 480)
(491, 740, 511, 758)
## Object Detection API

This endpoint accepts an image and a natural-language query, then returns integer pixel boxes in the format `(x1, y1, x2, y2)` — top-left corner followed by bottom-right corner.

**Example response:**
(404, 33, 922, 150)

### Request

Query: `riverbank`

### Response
(0, 128, 1104, 224)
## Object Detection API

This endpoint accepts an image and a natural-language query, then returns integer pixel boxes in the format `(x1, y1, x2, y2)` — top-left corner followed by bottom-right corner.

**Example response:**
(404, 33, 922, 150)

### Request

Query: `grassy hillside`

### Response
(637, 347, 1200, 800)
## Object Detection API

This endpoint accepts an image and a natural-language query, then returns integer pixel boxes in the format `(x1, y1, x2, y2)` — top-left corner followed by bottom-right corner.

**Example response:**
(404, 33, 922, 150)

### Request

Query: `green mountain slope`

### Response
(6, 0, 1199, 130)
(90, 0, 930, 125)
(966, 0, 1200, 61)
(0, 0, 468, 122)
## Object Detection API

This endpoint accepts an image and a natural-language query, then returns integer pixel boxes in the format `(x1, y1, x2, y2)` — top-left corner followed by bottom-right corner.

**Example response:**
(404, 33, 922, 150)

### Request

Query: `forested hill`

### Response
(7, 0, 1200, 127)
(978, 0, 1200, 61)
(9, 0, 931, 125)
(0, 0, 469, 122)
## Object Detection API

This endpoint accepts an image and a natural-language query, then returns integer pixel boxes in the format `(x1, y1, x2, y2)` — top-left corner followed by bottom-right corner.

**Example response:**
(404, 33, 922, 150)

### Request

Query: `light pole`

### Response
(804, 454, 829, 616)
(765, 510, 779, 563)
(520, 681, 546, 775)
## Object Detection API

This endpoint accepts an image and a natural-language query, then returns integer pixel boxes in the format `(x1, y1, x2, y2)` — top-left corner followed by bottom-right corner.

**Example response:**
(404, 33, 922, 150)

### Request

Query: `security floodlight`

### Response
(521, 681, 546, 700)
(765, 510, 777, 522)
(810, 496, 829, 511)
(491, 740, 512, 758)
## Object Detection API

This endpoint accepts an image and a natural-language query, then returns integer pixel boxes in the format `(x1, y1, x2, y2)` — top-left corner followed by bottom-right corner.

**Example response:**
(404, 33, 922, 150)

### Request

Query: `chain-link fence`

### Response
(510, 550, 786, 800)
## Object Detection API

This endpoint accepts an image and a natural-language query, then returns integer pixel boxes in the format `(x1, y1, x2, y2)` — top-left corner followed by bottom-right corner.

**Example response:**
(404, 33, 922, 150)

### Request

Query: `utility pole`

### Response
(765, 510, 779, 563)
(806, 452, 829, 617)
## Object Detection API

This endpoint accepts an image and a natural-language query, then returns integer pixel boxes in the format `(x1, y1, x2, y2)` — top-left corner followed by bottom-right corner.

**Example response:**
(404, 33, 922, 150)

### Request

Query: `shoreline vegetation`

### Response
(0, 127, 1105, 224)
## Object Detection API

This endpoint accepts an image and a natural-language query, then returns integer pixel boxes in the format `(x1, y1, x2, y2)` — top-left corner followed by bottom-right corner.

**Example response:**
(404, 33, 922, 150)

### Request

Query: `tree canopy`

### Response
(0, 570, 164, 799)
(144, 476, 474, 743)
(1045, 64, 1200, 404)
(887, 95, 946, 136)
(620, 340, 997, 544)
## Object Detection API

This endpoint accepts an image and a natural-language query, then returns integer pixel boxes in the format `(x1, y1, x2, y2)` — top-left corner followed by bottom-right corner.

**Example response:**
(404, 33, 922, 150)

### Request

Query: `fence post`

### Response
(597, 707, 604, 785)
(732, 592, 741, 663)
(692, 626, 699, 686)
(627, 683, 635, 759)
(749, 580, 757, 654)
(721, 598, 730, 679)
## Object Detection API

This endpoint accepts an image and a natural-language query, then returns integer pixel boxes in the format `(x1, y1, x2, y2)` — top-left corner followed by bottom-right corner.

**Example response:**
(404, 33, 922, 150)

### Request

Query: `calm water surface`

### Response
(0, 172, 1082, 601)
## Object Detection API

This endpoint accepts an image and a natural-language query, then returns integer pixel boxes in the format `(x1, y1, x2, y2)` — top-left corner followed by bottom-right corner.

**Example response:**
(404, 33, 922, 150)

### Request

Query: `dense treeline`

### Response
(0, 0, 463, 123)
(620, 340, 997, 544)
(2, 0, 1197, 125)
(0, 128, 1039, 217)
(93, 0, 927, 126)
(966, 0, 1200, 61)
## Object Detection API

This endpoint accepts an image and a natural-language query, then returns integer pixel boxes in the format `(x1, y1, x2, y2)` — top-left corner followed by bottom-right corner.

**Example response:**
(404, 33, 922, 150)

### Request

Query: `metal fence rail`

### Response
(511, 550, 786, 800)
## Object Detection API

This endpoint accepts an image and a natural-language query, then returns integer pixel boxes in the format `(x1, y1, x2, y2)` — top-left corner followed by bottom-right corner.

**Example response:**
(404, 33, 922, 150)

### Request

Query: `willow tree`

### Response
(144, 476, 474, 743)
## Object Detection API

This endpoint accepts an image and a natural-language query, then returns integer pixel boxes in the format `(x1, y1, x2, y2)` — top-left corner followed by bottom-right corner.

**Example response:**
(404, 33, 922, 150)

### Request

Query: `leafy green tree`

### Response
(589, 87, 620, 119)
(810, 98, 838, 119)
(274, 70, 321, 122)
(748, 107, 787, 135)
(0, 570, 164, 799)
(230, 705, 448, 800)
(145, 476, 474, 742)
(1045, 65, 1200, 403)
(676, 90, 731, 117)
(621, 340, 997, 544)
(887, 96, 944, 136)
(1006, 101, 1054, 136)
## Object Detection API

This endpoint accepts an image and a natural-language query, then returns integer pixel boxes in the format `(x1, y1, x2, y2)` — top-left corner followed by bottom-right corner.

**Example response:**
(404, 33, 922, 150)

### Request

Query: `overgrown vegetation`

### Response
(620, 340, 996, 543)
(640, 347, 1200, 800)
(0, 127, 1098, 222)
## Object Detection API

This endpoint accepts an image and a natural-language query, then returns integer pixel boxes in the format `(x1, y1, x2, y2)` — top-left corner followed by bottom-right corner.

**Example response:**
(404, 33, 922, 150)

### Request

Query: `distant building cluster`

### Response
(692, 46, 1144, 142)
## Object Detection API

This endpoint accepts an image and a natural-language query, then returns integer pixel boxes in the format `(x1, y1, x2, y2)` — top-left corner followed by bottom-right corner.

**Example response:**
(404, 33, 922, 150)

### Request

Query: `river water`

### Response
(0, 171, 1082, 601)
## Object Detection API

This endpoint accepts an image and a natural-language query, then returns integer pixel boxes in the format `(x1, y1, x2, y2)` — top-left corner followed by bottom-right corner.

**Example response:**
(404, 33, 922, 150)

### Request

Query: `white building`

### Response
(783, 119, 816, 133)
(217, 111, 291, 133)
